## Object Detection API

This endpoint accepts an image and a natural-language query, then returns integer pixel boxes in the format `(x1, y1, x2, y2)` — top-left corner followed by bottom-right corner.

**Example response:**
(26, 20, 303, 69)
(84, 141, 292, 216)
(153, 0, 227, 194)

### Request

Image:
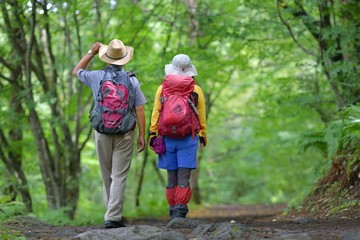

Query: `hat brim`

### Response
(98, 45, 134, 66)
(165, 64, 198, 76)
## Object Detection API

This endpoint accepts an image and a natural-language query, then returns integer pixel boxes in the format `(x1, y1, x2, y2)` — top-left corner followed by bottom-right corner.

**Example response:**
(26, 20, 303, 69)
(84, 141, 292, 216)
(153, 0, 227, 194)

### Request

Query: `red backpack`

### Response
(158, 75, 200, 138)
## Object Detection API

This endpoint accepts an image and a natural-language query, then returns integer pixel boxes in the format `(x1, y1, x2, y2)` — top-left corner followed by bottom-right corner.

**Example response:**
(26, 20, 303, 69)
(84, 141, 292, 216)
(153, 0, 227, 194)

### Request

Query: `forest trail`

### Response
(188, 203, 287, 219)
(2, 203, 360, 239)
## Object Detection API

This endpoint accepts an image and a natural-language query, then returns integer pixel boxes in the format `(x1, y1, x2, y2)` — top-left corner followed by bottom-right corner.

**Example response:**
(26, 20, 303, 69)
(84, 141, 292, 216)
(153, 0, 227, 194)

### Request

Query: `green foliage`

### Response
(297, 131, 327, 156)
(0, 0, 359, 225)
(299, 105, 360, 161)
(297, 119, 345, 161)
(324, 120, 343, 158)
(298, 181, 360, 216)
(124, 157, 170, 218)
(328, 199, 360, 215)
(38, 208, 73, 226)
(0, 198, 25, 223)
(0, 227, 25, 240)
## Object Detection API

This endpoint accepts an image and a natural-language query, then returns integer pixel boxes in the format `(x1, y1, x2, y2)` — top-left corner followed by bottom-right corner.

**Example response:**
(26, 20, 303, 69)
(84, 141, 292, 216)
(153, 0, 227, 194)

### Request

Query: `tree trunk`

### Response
(0, 0, 84, 218)
(0, 34, 33, 212)
(0, 128, 33, 212)
(8, 91, 33, 211)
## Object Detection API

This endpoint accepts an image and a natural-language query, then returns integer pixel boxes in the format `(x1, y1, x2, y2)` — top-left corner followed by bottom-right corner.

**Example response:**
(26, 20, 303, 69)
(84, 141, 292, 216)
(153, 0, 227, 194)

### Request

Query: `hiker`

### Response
(72, 39, 146, 228)
(149, 54, 207, 219)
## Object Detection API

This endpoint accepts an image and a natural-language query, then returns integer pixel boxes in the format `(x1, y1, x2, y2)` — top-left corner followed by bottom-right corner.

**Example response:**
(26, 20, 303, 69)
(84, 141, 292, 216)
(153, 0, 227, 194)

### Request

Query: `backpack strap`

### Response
(89, 70, 109, 114)
(97, 69, 110, 102)
(102, 65, 135, 79)
(191, 92, 198, 106)
(126, 71, 136, 78)
(189, 93, 199, 139)
(188, 96, 199, 116)
(110, 69, 136, 85)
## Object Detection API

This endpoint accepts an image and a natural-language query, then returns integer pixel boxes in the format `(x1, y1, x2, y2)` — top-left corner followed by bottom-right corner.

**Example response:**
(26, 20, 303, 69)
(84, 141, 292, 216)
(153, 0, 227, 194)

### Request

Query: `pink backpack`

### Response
(90, 70, 136, 134)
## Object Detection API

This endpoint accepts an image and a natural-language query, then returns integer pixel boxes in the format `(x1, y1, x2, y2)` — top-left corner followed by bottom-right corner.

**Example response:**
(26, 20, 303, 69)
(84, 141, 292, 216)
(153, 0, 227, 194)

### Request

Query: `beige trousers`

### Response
(94, 130, 134, 222)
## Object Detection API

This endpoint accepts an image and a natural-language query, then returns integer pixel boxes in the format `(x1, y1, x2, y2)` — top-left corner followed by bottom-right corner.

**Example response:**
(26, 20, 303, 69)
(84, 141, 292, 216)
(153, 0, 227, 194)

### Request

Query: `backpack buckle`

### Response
(172, 126, 177, 134)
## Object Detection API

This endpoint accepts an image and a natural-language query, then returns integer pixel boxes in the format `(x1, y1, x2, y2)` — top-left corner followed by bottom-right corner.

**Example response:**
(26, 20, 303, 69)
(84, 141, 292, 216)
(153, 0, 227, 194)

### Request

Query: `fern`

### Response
(298, 105, 360, 161)
(339, 106, 360, 147)
(324, 120, 343, 159)
(297, 131, 327, 156)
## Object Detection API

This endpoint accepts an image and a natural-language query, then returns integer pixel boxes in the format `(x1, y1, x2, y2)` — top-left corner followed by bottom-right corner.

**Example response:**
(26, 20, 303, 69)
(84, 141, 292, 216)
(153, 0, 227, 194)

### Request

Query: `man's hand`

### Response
(90, 42, 102, 55)
(135, 105, 146, 153)
(137, 135, 145, 153)
(72, 41, 103, 77)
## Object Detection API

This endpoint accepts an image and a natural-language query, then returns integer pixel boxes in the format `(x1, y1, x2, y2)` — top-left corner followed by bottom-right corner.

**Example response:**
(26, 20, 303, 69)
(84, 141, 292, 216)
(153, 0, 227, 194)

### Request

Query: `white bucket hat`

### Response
(165, 54, 198, 76)
(99, 39, 133, 66)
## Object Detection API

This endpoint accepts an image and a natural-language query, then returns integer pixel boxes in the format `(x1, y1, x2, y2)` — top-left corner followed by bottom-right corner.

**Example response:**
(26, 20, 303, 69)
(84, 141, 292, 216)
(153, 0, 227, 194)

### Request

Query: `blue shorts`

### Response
(158, 135, 199, 170)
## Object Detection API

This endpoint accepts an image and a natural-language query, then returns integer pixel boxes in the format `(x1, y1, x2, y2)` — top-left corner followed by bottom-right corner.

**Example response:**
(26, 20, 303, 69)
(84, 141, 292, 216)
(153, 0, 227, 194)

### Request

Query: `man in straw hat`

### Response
(72, 39, 146, 228)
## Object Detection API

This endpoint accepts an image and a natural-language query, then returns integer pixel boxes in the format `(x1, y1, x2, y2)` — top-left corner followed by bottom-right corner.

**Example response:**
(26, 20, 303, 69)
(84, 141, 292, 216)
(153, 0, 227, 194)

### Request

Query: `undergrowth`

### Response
(0, 199, 27, 240)
(290, 105, 360, 217)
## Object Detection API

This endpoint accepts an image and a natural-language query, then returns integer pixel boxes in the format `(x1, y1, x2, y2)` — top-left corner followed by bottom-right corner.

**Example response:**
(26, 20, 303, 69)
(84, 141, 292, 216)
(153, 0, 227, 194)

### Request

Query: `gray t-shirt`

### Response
(77, 66, 147, 107)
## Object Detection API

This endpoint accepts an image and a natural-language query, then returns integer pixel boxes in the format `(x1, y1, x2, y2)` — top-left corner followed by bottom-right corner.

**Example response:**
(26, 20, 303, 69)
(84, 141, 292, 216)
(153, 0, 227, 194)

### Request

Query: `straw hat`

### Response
(99, 39, 133, 65)
(165, 54, 198, 76)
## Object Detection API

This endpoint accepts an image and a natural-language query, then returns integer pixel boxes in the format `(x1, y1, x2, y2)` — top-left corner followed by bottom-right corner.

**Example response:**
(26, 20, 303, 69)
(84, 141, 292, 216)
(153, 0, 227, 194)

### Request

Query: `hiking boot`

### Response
(104, 220, 126, 228)
(172, 204, 188, 218)
(169, 206, 175, 219)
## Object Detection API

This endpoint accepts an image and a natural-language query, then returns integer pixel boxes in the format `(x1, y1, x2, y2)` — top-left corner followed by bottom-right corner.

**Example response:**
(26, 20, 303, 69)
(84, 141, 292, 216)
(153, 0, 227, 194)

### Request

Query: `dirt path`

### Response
(2, 204, 360, 239)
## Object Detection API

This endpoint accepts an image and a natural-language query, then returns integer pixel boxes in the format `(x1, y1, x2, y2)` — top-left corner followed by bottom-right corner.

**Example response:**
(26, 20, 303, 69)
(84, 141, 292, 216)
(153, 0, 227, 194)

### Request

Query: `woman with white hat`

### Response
(149, 54, 207, 219)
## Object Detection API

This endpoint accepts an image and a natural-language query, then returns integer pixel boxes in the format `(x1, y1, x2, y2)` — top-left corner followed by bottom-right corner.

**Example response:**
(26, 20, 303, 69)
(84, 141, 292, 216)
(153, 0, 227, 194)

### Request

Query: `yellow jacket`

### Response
(150, 84, 207, 138)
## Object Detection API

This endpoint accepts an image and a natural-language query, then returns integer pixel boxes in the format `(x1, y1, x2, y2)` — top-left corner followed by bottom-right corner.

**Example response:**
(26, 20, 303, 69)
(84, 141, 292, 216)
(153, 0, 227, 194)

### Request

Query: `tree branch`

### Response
(276, 0, 316, 56)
